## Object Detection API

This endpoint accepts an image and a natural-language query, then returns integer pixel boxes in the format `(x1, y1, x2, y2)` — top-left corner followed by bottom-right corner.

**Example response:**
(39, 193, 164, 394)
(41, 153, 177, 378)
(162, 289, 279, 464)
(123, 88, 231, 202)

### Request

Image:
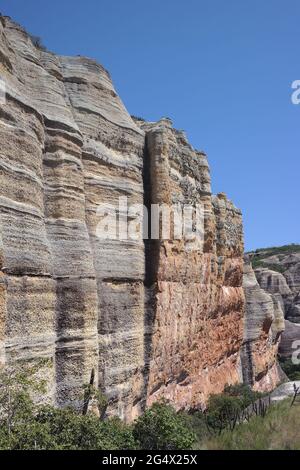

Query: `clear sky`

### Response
(1, 0, 299, 251)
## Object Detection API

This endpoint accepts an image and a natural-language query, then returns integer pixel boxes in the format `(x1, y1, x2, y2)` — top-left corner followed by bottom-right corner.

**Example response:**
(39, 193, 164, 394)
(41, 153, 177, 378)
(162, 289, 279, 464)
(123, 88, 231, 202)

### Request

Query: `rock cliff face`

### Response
(249, 246, 300, 323)
(139, 120, 245, 411)
(0, 16, 281, 419)
(242, 257, 285, 391)
(247, 246, 300, 360)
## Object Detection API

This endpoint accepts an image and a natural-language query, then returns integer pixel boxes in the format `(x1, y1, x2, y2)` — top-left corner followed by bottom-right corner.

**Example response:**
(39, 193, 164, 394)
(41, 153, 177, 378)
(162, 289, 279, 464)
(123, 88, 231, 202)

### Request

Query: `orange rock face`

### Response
(141, 120, 245, 411)
(0, 16, 283, 421)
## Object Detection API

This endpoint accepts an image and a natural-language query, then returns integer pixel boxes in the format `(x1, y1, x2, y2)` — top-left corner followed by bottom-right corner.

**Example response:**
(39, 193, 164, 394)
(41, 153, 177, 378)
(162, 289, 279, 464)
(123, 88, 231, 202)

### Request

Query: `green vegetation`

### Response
(250, 243, 300, 271)
(130, 115, 146, 122)
(253, 244, 300, 255)
(205, 399, 300, 450)
(204, 384, 263, 434)
(1, 366, 299, 450)
(251, 260, 285, 272)
(279, 357, 300, 381)
(133, 401, 196, 450)
(0, 365, 195, 450)
(28, 34, 47, 51)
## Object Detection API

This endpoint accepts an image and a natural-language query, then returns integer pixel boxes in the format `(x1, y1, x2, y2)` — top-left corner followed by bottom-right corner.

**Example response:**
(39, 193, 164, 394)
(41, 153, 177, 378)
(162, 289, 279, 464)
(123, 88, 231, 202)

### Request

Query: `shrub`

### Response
(223, 383, 262, 407)
(133, 401, 196, 450)
(206, 395, 241, 433)
(131, 115, 146, 122)
(205, 384, 262, 434)
(0, 364, 136, 450)
(36, 407, 136, 450)
(279, 358, 300, 381)
(205, 399, 300, 450)
(29, 34, 47, 51)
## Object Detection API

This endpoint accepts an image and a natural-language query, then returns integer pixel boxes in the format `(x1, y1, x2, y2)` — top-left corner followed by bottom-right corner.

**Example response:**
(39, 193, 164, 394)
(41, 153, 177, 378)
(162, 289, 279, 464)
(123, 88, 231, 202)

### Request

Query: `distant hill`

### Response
(247, 244, 300, 271)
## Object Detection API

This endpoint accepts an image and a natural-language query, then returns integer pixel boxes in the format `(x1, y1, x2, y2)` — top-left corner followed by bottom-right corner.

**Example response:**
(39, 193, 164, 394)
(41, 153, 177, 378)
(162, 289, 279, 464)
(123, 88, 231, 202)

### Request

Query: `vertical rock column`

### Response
(39, 53, 99, 408)
(141, 119, 245, 410)
(0, 18, 99, 406)
(60, 57, 146, 420)
(0, 18, 56, 399)
(0, 230, 6, 364)
(242, 257, 285, 391)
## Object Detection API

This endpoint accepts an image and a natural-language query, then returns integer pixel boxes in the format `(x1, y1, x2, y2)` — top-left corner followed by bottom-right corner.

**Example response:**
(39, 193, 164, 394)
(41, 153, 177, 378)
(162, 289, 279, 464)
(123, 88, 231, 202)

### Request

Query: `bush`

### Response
(205, 399, 300, 450)
(182, 410, 209, 445)
(36, 407, 136, 450)
(206, 395, 242, 433)
(205, 384, 262, 434)
(0, 364, 136, 450)
(223, 383, 262, 407)
(250, 244, 300, 271)
(133, 401, 196, 450)
(29, 34, 47, 51)
(279, 358, 300, 381)
(131, 115, 146, 122)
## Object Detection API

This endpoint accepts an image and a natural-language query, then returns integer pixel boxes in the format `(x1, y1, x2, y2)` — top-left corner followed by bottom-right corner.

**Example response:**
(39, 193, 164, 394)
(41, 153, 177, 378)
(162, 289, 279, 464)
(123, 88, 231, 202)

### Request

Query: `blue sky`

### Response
(1, 0, 299, 251)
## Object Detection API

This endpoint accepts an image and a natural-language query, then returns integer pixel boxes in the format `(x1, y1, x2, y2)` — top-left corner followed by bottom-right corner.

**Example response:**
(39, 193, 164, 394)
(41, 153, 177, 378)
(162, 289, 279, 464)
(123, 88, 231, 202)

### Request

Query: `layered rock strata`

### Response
(249, 248, 300, 323)
(0, 16, 281, 419)
(0, 16, 145, 414)
(248, 247, 300, 359)
(279, 319, 300, 360)
(242, 257, 285, 391)
(139, 120, 244, 410)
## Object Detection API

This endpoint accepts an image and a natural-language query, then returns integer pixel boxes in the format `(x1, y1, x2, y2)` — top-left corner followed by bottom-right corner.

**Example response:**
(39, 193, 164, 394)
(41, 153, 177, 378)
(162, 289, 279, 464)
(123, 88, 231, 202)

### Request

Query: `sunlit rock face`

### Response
(138, 120, 245, 411)
(242, 257, 285, 392)
(250, 249, 300, 323)
(0, 16, 145, 416)
(0, 15, 277, 420)
(279, 320, 300, 359)
(247, 247, 300, 362)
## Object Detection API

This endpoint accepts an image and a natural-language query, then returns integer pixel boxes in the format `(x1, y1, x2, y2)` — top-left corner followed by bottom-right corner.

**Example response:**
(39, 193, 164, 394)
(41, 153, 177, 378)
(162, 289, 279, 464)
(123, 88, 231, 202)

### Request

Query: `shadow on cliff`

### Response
(141, 134, 160, 411)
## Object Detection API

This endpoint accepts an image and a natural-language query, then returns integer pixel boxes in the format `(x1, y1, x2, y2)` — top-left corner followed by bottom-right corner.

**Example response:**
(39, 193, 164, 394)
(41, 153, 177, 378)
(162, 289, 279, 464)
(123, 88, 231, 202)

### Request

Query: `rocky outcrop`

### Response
(279, 320, 300, 359)
(249, 247, 300, 323)
(0, 16, 146, 418)
(139, 120, 245, 411)
(241, 257, 285, 392)
(248, 246, 300, 360)
(0, 16, 282, 419)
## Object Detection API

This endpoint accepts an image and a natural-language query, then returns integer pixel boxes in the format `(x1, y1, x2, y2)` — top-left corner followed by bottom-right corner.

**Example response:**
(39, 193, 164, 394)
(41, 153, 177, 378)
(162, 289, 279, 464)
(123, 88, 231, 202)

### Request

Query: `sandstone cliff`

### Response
(247, 245, 300, 360)
(249, 245, 300, 323)
(242, 256, 285, 391)
(0, 16, 280, 420)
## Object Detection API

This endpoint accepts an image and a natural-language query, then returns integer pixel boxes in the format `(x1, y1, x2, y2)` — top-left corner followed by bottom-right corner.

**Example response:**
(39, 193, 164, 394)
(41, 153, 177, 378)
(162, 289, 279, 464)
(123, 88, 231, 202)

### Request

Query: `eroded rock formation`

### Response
(242, 257, 285, 391)
(0, 16, 283, 419)
(247, 246, 300, 360)
(249, 247, 300, 323)
(139, 120, 245, 410)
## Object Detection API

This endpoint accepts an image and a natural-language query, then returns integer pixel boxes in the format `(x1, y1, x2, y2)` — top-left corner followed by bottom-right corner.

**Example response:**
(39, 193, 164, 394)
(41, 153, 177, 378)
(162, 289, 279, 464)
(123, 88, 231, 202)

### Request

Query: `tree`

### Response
(0, 361, 51, 449)
(0, 363, 136, 450)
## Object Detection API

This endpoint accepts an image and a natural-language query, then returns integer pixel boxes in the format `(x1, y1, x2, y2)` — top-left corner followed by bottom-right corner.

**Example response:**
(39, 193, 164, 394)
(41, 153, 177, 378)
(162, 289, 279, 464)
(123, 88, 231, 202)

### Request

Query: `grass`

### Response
(202, 399, 300, 450)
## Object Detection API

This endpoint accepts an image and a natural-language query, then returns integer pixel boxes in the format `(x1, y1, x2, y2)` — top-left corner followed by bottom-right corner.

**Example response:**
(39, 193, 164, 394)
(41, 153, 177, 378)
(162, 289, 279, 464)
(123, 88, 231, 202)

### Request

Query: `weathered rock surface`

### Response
(248, 246, 300, 361)
(270, 381, 300, 402)
(279, 320, 300, 359)
(0, 16, 145, 416)
(138, 120, 245, 411)
(0, 16, 282, 419)
(249, 247, 300, 323)
(242, 256, 285, 392)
